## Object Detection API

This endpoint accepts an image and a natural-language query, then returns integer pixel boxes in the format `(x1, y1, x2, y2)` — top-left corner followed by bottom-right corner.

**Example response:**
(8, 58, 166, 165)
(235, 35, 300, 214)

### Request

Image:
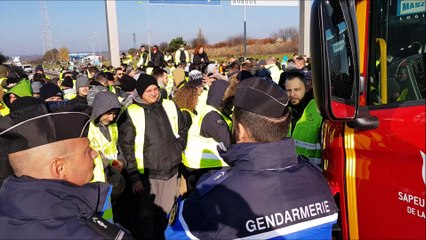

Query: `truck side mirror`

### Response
(310, 0, 360, 121)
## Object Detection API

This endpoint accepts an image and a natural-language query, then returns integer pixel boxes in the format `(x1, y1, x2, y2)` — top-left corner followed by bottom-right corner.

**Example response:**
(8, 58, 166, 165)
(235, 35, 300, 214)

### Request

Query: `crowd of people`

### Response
(0, 46, 337, 239)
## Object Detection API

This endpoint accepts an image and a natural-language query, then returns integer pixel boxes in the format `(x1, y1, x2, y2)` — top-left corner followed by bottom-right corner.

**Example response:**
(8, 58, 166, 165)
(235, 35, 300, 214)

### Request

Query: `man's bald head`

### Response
(9, 138, 97, 186)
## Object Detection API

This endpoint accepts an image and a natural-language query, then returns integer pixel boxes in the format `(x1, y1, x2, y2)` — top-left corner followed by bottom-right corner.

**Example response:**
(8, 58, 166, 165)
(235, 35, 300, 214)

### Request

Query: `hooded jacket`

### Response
(89, 92, 125, 198)
(0, 176, 113, 239)
(90, 91, 121, 140)
(165, 139, 338, 239)
(3, 79, 32, 107)
(118, 95, 188, 183)
(200, 80, 232, 148)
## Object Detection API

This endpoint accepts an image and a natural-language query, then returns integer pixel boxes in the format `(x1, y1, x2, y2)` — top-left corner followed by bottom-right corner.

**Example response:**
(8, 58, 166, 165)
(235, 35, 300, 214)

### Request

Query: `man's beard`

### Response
(231, 123, 239, 144)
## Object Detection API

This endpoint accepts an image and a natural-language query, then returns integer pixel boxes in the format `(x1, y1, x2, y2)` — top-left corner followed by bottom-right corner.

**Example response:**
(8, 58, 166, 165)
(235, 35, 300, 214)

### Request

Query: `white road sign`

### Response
(231, 0, 299, 7)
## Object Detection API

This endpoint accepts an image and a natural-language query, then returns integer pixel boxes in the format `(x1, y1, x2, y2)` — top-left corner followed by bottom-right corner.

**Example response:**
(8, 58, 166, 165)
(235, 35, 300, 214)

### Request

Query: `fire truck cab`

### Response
(310, 0, 425, 239)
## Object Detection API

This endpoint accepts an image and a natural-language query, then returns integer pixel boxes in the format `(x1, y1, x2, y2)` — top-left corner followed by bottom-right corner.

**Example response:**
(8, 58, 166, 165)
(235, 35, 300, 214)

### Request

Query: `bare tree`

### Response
(271, 27, 299, 42)
(158, 42, 168, 52)
(225, 34, 246, 47)
(191, 28, 208, 48)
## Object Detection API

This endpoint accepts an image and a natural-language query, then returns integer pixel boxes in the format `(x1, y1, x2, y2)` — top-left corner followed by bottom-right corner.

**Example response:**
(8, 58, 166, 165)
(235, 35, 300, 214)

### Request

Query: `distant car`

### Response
(23, 65, 32, 73)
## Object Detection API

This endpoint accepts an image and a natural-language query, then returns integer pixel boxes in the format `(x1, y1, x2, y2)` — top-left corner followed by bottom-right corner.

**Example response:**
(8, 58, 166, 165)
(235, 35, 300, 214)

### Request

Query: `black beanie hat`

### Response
(237, 70, 253, 81)
(35, 65, 44, 73)
(10, 97, 46, 113)
(6, 75, 20, 85)
(136, 74, 158, 96)
(61, 76, 74, 88)
(40, 82, 63, 100)
(120, 75, 136, 92)
(105, 72, 115, 81)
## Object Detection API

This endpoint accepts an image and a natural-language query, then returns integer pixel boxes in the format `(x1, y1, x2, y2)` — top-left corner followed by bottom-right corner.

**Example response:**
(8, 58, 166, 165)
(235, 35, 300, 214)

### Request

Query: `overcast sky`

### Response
(0, 0, 300, 56)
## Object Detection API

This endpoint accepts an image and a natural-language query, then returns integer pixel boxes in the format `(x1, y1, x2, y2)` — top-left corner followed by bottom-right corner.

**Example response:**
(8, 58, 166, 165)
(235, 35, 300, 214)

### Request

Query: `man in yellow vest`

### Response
(34, 65, 51, 80)
(114, 67, 124, 82)
(174, 44, 190, 66)
(88, 91, 125, 200)
(265, 56, 282, 84)
(283, 70, 322, 166)
(136, 45, 149, 69)
(61, 76, 77, 100)
(153, 68, 171, 100)
(118, 73, 187, 239)
(2, 79, 33, 116)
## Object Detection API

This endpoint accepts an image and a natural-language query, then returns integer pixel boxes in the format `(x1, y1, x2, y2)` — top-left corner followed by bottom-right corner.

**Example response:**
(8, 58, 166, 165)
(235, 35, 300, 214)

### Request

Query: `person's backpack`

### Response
(180, 50, 186, 63)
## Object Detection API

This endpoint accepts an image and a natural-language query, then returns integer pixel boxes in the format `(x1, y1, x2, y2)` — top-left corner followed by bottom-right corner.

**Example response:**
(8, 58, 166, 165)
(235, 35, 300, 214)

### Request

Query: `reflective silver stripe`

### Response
(294, 140, 321, 150)
(201, 152, 221, 161)
(308, 157, 322, 165)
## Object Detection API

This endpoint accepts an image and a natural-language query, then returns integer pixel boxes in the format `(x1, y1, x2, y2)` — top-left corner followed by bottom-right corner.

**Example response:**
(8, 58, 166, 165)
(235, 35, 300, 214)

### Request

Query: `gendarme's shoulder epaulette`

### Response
(195, 169, 231, 197)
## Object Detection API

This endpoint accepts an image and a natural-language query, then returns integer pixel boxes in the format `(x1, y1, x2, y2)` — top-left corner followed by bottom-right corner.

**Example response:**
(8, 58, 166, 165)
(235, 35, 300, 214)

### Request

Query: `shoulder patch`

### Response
(168, 200, 179, 226)
(196, 169, 230, 197)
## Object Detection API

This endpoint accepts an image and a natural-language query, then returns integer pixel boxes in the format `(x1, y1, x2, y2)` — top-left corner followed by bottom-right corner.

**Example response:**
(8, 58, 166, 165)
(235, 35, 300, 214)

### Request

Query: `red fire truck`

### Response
(310, 0, 425, 239)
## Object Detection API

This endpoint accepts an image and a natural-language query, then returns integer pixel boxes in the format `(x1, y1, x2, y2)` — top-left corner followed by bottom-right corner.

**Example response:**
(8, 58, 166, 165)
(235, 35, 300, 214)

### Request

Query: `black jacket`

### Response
(69, 94, 88, 105)
(192, 53, 209, 65)
(0, 176, 116, 239)
(152, 51, 165, 68)
(200, 80, 231, 148)
(118, 96, 188, 183)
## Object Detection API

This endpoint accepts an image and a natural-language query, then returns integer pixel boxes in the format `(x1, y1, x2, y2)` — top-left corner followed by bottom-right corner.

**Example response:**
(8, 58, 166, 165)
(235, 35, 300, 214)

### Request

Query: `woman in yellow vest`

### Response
(173, 84, 199, 194)
(88, 91, 125, 200)
(174, 79, 232, 194)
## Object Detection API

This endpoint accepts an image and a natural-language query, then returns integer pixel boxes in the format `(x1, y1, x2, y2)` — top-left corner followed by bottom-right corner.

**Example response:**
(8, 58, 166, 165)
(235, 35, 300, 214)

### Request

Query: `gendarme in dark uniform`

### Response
(0, 101, 132, 239)
(165, 77, 338, 239)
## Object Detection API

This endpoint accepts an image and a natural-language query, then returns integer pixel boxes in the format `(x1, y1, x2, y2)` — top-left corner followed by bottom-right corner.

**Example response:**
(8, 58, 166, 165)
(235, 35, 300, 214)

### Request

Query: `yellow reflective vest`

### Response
(88, 122, 119, 183)
(0, 104, 9, 117)
(288, 99, 322, 165)
(146, 67, 154, 75)
(63, 91, 77, 100)
(0, 77, 7, 86)
(87, 122, 117, 223)
(182, 105, 232, 169)
(126, 99, 179, 174)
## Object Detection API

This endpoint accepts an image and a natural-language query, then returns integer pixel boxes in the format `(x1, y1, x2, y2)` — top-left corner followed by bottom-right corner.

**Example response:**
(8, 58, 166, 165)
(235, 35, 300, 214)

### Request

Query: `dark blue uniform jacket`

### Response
(0, 176, 112, 239)
(165, 138, 338, 239)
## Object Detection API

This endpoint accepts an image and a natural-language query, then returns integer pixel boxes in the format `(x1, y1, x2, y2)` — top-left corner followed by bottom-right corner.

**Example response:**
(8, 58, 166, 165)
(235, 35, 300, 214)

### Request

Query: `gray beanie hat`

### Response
(76, 75, 90, 90)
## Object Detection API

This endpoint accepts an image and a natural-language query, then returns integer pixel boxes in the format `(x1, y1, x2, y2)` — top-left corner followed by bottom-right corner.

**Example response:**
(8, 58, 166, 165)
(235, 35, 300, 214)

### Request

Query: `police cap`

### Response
(0, 110, 90, 154)
(234, 77, 289, 118)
